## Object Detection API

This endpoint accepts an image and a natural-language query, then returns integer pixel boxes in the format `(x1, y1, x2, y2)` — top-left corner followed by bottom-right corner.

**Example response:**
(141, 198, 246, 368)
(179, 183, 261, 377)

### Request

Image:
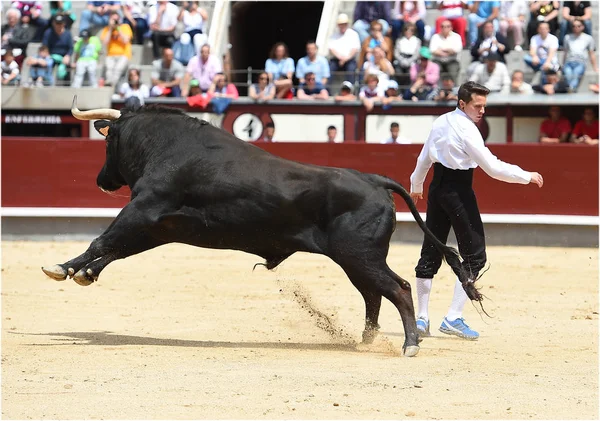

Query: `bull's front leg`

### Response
(42, 195, 168, 286)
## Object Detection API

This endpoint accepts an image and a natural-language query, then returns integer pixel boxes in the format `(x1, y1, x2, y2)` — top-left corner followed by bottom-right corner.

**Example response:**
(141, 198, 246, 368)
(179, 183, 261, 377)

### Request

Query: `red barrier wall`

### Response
(2, 138, 598, 216)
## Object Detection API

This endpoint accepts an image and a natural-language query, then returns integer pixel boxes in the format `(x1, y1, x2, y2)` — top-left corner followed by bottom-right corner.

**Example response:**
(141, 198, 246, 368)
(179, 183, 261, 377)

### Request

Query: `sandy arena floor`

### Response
(1, 241, 598, 419)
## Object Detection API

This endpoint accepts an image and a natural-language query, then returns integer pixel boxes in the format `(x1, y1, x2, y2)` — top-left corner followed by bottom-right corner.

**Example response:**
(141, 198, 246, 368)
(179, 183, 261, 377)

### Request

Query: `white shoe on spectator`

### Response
(514, 45, 523, 52)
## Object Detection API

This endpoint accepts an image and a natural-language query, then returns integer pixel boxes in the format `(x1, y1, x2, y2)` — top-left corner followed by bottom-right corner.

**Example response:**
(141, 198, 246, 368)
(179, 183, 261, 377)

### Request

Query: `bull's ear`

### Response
(94, 120, 113, 138)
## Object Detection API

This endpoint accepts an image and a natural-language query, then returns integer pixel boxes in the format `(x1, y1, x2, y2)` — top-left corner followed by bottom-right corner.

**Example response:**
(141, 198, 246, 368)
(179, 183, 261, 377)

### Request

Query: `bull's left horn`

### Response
(71, 96, 121, 121)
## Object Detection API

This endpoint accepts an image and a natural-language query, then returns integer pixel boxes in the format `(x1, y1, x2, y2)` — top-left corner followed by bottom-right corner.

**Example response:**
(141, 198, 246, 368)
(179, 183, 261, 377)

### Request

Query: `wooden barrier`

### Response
(2, 137, 597, 217)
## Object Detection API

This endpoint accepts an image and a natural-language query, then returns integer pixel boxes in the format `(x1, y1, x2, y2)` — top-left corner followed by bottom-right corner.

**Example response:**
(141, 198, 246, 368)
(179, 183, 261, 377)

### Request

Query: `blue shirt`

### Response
(298, 82, 326, 96)
(42, 28, 73, 57)
(468, 1, 500, 19)
(87, 1, 120, 6)
(295, 55, 331, 81)
(265, 57, 295, 80)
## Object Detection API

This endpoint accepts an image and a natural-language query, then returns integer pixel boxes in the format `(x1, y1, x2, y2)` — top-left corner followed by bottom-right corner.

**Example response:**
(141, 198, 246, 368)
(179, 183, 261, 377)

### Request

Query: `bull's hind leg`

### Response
(42, 194, 168, 285)
(347, 281, 382, 344)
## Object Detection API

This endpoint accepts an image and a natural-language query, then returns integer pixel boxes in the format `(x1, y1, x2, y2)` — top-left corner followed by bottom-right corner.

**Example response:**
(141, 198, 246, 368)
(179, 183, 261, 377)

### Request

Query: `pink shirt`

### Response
(409, 60, 440, 87)
(186, 54, 223, 91)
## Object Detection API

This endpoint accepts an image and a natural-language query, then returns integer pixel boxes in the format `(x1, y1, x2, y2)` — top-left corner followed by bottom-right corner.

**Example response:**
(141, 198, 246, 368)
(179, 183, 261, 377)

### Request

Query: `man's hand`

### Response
(531, 56, 540, 66)
(529, 172, 544, 188)
(410, 192, 423, 203)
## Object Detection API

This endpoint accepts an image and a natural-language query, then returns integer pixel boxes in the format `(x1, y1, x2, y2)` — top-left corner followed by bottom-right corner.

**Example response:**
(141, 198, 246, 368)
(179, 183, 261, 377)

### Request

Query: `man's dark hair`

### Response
(544, 69, 558, 76)
(327, 125, 336, 131)
(457, 81, 490, 105)
(266, 122, 275, 129)
(390, 122, 399, 129)
(442, 75, 454, 83)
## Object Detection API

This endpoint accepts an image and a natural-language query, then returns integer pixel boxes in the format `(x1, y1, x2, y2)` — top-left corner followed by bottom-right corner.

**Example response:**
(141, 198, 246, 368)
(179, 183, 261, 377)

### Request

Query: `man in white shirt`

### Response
(328, 13, 361, 84)
(381, 122, 411, 144)
(524, 22, 559, 75)
(409, 81, 543, 340)
(469, 53, 510, 94)
(148, 0, 179, 59)
(429, 19, 463, 84)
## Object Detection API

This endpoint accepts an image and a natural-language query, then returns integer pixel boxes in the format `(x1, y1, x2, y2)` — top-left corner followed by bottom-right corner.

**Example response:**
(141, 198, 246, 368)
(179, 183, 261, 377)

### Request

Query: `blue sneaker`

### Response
(416, 317, 430, 337)
(439, 317, 479, 340)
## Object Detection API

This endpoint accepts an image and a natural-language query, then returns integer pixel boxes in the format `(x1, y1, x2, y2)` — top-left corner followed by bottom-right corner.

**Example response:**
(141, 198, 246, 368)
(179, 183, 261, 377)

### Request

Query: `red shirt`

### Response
(572, 120, 599, 139)
(540, 118, 572, 138)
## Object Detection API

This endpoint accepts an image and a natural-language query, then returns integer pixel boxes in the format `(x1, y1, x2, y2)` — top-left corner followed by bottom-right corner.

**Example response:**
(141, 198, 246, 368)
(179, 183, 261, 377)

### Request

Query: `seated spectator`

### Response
(390, 0, 426, 42)
(12, 1, 47, 41)
(148, 0, 179, 59)
(296, 71, 329, 100)
(261, 122, 275, 142)
(334, 80, 357, 102)
(122, 0, 149, 45)
(468, 20, 508, 77)
(393, 22, 421, 79)
(403, 71, 436, 101)
(50, 1, 77, 29)
(26, 44, 53, 86)
(295, 40, 330, 86)
(327, 125, 337, 143)
(559, 1, 592, 46)
(100, 11, 132, 87)
(358, 20, 393, 69)
(79, 1, 121, 32)
(119, 67, 149, 105)
(71, 30, 102, 88)
(179, 1, 208, 50)
(359, 73, 384, 112)
(435, 0, 468, 47)
(409, 46, 440, 89)
(328, 13, 361, 84)
(187, 78, 201, 97)
(207, 72, 238, 99)
(467, 1, 500, 47)
(42, 14, 73, 84)
(562, 18, 597, 92)
(182, 43, 222, 96)
(539, 106, 571, 143)
(469, 53, 510, 94)
(433, 75, 459, 101)
(248, 71, 275, 102)
(570, 107, 599, 145)
(352, 1, 391, 43)
(532, 69, 569, 94)
(430, 19, 462, 84)
(1, 49, 20, 85)
(524, 22, 559, 75)
(265, 42, 295, 99)
(498, 0, 528, 51)
(526, 1, 559, 42)
(509, 70, 533, 94)
(150, 47, 183, 97)
(363, 45, 394, 90)
(382, 79, 403, 107)
(2, 8, 25, 65)
(381, 122, 411, 144)
(172, 32, 195, 66)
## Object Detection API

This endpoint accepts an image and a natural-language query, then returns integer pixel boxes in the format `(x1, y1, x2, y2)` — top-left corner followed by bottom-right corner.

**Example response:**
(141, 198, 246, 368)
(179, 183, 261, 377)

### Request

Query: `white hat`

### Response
(341, 81, 354, 91)
(337, 13, 349, 24)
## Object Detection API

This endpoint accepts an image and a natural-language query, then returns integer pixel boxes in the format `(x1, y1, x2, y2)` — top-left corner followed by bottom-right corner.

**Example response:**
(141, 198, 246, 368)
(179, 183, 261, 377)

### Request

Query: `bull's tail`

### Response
(375, 175, 483, 302)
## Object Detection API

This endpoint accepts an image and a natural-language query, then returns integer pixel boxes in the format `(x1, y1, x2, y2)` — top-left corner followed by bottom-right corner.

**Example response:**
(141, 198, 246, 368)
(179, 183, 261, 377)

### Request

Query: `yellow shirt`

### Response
(101, 24, 133, 58)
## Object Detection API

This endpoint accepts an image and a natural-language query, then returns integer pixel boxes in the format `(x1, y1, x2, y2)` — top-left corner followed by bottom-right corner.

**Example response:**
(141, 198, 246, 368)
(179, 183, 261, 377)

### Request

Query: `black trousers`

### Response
(415, 163, 487, 280)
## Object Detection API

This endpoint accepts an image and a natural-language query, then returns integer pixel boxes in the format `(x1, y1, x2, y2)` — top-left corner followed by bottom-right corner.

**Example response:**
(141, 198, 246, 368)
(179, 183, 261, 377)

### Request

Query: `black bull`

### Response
(42, 98, 483, 357)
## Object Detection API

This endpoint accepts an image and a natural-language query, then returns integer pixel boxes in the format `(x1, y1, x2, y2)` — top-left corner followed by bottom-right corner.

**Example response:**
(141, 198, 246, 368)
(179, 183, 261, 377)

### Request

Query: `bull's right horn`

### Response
(71, 96, 121, 121)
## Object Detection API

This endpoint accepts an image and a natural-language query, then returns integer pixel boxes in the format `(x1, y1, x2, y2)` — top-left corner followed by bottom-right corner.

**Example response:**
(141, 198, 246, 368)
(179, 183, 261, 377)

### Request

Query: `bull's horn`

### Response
(71, 96, 121, 121)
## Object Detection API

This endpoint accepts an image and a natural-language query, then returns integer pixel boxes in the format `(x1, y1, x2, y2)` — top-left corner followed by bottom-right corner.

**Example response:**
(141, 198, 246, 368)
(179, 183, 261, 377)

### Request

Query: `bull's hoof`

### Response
(403, 345, 420, 357)
(68, 267, 75, 277)
(41, 265, 67, 281)
(72, 268, 96, 286)
(361, 329, 378, 345)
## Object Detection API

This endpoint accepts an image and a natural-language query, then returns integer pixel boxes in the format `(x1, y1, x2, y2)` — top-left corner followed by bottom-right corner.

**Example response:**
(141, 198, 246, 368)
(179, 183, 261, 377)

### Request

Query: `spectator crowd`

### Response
(0, 0, 597, 143)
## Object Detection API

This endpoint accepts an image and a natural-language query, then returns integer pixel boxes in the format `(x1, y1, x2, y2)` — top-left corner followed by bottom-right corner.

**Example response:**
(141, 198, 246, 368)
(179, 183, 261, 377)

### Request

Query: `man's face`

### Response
(338, 23, 347, 34)
(391, 127, 399, 138)
(583, 109, 594, 122)
(441, 21, 452, 36)
(328, 128, 337, 140)
(307, 43, 317, 58)
(305, 74, 316, 86)
(442, 79, 454, 90)
(460, 94, 487, 123)
(549, 106, 561, 120)
(538, 23, 550, 37)
(7, 12, 18, 26)
(39, 49, 49, 57)
(53, 20, 65, 32)
(572, 20, 584, 34)
(486, 60, 497, 73)
(546, 74, 558, 85)
(367, 78, 378, 89)
(483, 22, 494, 37)
(512, 72, 523, 84)
(200, 46, 210, 61)
(265, 127, 274, 137)
(163, 48, 173, 63)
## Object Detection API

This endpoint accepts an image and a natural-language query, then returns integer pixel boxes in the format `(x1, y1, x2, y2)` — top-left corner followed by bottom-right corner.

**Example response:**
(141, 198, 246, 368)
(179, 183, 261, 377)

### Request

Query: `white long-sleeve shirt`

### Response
(410, 108, 531, 193)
